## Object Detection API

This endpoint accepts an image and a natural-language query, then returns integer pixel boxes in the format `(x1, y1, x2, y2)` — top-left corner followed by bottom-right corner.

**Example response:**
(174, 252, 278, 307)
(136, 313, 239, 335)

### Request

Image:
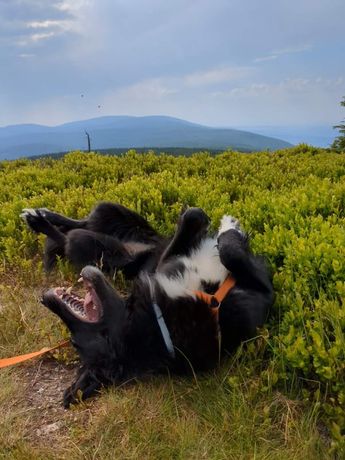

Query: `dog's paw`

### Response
(217, 215, 243, 237)
(63, 386, 78, 409)
(20, 208, 38, 222)
(20, 209, 50, 233)
(20, 207, 49, 222)
(179, 207, 210, 232)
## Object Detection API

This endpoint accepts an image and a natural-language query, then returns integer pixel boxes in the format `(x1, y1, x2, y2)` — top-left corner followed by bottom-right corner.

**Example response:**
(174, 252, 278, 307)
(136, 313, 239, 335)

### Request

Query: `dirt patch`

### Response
(13, 359, 95, 445)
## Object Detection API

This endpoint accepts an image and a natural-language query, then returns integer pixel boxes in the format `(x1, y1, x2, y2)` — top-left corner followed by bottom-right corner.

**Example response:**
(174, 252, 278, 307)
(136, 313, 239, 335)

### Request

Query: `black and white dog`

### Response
(22, 203, 273, 407)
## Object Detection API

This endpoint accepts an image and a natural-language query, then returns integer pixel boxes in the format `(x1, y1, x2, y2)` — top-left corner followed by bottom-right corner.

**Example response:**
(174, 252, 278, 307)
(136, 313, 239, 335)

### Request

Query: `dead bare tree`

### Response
(85, 131, 91, 152)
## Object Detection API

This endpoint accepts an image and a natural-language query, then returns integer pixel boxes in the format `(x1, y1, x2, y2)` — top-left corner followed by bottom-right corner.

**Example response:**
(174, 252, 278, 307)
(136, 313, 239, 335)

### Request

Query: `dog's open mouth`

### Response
(54, 277, 102, 323)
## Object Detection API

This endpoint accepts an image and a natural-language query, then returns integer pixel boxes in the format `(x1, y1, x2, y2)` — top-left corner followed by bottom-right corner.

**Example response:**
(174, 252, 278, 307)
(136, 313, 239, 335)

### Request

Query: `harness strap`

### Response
(153, 276, 235, 358)
(0, 340, 70, 369)
(194, 276, 236, 316)
(152, 302, 176, 359)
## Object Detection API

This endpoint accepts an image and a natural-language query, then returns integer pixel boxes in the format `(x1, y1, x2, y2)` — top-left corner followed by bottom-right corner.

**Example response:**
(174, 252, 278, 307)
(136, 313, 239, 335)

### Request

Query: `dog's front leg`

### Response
(63, 366, 101, 408)
(157, 207, 210, 267)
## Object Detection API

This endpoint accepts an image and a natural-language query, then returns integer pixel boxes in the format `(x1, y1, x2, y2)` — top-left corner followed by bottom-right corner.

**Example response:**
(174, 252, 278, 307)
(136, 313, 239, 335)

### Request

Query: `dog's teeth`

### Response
(66, 287, 73, 294)
(78, 277, 83, 283)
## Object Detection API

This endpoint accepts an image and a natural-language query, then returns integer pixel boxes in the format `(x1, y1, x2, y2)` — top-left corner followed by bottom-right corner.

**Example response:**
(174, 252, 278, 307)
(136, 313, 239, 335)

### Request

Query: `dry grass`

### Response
(0, 359, 332, 459)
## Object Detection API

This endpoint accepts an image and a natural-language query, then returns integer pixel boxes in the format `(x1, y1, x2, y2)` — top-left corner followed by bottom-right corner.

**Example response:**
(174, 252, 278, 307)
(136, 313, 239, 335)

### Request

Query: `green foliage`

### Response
(0, 145, 345, 450)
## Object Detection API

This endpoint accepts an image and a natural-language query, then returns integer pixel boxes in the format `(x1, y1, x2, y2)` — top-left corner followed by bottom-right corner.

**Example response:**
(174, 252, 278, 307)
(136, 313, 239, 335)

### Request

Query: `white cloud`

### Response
(18, 53, 35, 58)
(214, 77, 344, 99)
(0, 0, 88, 49)
(183, 66, 254, 87)
(30, 31, 57, 42)
(254, 43, 311, 64)
(16, 31, 57, 46)
(54, 0, 90, 12)
(26, 19, 72, 30)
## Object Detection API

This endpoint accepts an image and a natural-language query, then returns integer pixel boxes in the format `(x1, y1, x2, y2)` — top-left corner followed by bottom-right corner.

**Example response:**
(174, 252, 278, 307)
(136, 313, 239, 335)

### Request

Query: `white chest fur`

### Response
(155, 237, 229, 300)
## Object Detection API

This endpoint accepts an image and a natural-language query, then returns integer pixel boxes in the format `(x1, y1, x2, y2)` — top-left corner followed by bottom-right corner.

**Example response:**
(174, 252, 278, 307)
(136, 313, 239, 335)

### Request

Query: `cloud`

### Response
(21, 31, 57, 44)
(26, 19, 72, 29)
(209, 77, 345, 125)
(18, 53, 35, 58)
(183, 67, 254, 87)
(213, 77, 344, 99)
(55, 0, 90, 12)
(254, 43, 311, 63)
(273, 44, 312, 55)
(102, 65, 254, 105)
(0, 0, 85, 49)
(1, 0, 345, 128)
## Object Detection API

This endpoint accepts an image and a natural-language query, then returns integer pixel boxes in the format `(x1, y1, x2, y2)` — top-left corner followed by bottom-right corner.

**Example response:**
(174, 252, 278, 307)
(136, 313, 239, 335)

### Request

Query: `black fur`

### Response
(23, 204, 273, 407)
(22, 203, 164, 275)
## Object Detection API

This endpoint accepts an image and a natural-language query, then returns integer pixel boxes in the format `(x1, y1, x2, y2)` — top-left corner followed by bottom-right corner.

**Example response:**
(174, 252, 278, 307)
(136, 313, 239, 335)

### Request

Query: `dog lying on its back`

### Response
(22, 203, 273, 407)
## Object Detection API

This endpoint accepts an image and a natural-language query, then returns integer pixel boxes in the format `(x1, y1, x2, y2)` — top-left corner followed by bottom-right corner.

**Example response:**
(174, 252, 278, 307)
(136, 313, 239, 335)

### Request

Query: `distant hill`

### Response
(0, 115, 292, 160)
(235, 124, 336, 147)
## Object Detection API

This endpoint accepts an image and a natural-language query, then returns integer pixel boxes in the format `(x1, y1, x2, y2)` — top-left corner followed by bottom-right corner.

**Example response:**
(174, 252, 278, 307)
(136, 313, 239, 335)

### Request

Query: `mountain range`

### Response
(0, 116, 293, 160)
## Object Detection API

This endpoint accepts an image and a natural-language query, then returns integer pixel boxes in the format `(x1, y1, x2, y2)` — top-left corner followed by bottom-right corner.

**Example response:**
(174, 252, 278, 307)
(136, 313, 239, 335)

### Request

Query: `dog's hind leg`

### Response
(23, 210, 66, 247)
(65, 229, 132, 272)
(157, 207, 210, 267)
(22, 210, 68, 270)
(22, 208, 86, 231)
(86, 202, 160, 243)
(43, 238, 65, 272)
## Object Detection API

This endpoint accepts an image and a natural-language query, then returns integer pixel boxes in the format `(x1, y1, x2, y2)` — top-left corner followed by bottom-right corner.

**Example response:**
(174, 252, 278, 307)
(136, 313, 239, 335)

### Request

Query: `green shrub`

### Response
(0, 146, 344, 447)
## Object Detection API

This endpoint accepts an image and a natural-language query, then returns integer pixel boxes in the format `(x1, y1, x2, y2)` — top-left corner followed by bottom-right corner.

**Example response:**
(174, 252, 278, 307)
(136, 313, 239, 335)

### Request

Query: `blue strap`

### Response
(152, 302, 175, 359)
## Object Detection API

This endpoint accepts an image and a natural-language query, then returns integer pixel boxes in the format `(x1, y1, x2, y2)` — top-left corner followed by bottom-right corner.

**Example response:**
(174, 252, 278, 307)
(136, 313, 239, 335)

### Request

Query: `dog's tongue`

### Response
(84, 291, 99, 321)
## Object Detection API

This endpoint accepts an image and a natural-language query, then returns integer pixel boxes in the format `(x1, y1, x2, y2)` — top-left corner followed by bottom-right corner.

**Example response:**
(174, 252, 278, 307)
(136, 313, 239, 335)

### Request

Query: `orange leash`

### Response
(194, 276, 235, 316)
(0, 340, 70, 369)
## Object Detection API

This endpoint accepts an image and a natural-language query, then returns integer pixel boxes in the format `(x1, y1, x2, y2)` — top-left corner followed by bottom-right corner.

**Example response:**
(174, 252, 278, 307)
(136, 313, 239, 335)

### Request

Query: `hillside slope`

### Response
(0, 115, 292, 159)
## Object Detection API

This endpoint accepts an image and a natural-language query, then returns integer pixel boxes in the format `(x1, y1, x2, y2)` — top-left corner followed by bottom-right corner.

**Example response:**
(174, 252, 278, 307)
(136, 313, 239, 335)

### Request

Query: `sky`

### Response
(1, 0, 345, 135)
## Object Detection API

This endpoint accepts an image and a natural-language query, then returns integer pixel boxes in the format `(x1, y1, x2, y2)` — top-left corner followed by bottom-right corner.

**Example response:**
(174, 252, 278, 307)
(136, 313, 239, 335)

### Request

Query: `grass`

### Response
(0, 277, 334, 460)
(0, 360, 331, 459)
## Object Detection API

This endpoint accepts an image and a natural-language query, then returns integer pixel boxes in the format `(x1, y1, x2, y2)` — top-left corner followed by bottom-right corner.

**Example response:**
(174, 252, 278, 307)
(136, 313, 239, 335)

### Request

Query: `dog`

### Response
(21, 204, 273, 407)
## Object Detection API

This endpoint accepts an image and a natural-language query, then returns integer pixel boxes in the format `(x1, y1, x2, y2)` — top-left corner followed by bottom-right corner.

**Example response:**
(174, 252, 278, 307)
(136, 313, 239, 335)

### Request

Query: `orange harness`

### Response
(194, 276, 235, 317)
(0, 277, 235, 369)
